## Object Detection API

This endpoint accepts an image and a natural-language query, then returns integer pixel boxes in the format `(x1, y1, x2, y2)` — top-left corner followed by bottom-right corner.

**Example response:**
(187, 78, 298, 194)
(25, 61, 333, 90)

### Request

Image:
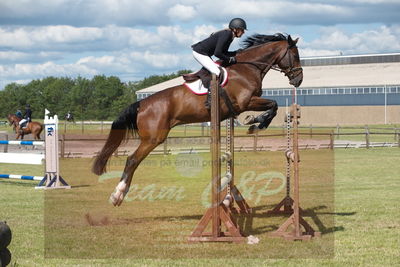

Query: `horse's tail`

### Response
(92, 101, 140, 175)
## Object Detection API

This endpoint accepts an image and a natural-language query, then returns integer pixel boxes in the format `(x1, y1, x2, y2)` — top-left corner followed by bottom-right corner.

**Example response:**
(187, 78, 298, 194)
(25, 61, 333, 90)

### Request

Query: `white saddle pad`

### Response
(183, 68, 229, 95)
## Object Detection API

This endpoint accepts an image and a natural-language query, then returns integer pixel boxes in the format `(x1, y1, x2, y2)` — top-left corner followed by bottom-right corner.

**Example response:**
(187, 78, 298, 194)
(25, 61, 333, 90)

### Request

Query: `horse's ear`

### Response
(288, 35, 299, 47)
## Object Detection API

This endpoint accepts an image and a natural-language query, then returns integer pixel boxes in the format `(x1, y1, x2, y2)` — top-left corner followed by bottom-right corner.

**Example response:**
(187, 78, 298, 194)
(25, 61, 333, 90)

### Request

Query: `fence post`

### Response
(330, 131, 334, 150)
(336, 124, 340, 140)
(253, 133, 258, 152)
(164, 137, 168, 155)
(101, 121, 104, 134)
(3, 134, 8, 153)
(365, 125, 370, 149)
(60, 134, 65, 158)
(397, 132, 400, 148)
(310, 124, 313, 138)
(81, 120, 84, 134)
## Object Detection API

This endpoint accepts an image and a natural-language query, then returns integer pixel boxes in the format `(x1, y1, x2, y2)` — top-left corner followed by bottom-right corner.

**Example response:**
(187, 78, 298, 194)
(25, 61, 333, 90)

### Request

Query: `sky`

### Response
(0, 0, 399, 89)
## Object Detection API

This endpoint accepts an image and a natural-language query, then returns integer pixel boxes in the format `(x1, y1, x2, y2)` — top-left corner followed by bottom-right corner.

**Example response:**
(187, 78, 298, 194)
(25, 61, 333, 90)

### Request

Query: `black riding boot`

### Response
(205, 90, 211, 109)
(203, 72, 222, 110)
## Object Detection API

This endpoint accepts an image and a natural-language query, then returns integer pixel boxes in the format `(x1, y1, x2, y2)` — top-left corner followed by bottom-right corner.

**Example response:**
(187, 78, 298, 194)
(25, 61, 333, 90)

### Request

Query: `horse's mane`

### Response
(241, 33, 288, 50)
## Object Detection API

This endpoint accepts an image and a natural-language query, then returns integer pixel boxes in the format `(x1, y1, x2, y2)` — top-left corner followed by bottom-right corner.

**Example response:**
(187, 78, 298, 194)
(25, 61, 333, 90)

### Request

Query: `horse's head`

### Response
(239, 33, 303, 88)
(7, 114, 18, 126)
(276, 35, 303, 88)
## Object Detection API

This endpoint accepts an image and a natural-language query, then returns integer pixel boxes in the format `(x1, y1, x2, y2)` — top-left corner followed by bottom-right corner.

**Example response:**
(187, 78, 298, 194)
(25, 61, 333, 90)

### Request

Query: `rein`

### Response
(237, 45, 303, 80)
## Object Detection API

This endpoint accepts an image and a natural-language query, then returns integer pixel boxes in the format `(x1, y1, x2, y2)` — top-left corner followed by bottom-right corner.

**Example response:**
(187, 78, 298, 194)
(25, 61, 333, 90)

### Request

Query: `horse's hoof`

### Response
(247, 125, 260, 135)
(110, 192, 123, 206)
(109, 192, 118, 206)
(243, 115, 255, 125)
(109, 181, 127, 206)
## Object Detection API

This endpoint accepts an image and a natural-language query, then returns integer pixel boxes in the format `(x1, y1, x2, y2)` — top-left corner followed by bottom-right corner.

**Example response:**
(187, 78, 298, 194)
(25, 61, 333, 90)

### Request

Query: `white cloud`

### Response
(0, 51, 62, 63)
(0, 61, 98, 80)
(167, 4, 196, 21)
(129, 51, 181, 68)
(1, 0, 400, 89)
(0, 24, 197, 53)
(0, 26, 103, 50)
(1, 0, 399, 27)
(304, 25, 400, 55)
(0, 0, 170, 26)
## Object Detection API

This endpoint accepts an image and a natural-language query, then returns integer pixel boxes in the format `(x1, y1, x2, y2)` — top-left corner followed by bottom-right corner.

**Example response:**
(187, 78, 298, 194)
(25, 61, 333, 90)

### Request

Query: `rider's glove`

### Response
(228, 56, 237, 64)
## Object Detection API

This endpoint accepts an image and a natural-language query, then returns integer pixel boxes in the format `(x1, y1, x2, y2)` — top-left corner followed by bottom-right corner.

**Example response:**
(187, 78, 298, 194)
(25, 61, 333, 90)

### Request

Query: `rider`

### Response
(16, 109, 23, 119)
(191, 18, 247, 107)
(19, 104, 32, 128)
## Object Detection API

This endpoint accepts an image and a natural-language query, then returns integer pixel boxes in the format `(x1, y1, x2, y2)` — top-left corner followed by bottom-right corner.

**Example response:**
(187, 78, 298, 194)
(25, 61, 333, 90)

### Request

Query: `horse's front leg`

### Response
(15, 127, 22, 140)
(243, 96, 278, 134)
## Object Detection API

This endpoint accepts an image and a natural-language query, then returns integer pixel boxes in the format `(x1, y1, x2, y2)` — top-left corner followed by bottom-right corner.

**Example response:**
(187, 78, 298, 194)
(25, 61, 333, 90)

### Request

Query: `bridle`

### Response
(237, 44, 303, 81)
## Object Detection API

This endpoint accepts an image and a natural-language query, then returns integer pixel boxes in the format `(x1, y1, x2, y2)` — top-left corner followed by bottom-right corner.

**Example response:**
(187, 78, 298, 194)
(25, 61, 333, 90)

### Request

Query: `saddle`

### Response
(183, 67, 238, 117)
(20, 121, 29, 129)
(183, 67, 226, 89)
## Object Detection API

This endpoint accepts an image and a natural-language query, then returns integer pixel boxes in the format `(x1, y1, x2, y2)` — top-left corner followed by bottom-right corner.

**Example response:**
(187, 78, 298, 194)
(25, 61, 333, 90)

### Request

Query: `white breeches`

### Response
(19, 119, 27, 125)
(192, 51, 221, 76)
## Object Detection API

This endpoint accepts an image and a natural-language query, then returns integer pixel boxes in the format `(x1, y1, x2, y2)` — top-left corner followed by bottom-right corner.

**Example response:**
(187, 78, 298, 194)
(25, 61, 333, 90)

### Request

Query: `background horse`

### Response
(93, 33, 304, 206)
(65, 112, 75, 123)
(7, 114, 43, 140)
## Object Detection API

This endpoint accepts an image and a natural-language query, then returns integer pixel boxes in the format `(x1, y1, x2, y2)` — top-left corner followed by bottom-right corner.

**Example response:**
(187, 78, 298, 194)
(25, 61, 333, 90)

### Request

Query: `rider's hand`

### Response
(228, 56, 237, 64)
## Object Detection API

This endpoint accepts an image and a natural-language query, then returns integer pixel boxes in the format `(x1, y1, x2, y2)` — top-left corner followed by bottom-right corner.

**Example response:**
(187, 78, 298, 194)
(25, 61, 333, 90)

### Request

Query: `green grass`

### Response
(1, 148, 399, 266)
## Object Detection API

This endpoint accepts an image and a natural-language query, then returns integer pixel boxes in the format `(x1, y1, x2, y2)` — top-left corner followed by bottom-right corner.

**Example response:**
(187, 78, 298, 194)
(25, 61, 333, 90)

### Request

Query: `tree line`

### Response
(0, 70, 191, 120)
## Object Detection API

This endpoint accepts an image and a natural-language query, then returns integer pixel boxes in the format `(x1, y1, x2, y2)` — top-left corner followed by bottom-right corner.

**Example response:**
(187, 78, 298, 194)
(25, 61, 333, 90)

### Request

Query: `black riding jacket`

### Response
(24, 108, 32, 121)
(192, 29, 236, 62)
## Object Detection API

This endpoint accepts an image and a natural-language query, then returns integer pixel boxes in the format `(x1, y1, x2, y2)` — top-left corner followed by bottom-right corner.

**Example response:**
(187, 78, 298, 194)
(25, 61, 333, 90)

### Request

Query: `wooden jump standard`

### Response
(269, 103, 321, 241)
(188, 74, 251, 243)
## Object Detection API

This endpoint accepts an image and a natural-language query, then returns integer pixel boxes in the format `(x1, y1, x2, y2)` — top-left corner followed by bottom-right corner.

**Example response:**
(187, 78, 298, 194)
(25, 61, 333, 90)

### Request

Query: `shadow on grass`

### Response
(111, 203, 350, 236)
(71, 184, 91, 189)
(0, 180, 38, 187)
(261, 204, 353, 235)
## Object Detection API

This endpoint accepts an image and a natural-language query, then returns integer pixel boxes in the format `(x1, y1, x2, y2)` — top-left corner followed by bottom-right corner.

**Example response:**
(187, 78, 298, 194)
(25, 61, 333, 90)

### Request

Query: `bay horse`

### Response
(7, 114, 43, 140)
(93, 33, 303, 206)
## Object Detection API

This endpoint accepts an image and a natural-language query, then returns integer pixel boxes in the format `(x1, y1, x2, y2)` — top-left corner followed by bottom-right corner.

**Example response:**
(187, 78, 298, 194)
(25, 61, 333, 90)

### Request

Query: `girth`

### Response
(218, 86, 240, 118)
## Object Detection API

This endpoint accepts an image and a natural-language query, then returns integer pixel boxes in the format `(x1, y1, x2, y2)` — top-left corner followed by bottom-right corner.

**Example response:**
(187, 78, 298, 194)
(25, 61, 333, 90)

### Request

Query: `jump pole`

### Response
(188, 74, 250, 243)
(270, 90, 320, 240)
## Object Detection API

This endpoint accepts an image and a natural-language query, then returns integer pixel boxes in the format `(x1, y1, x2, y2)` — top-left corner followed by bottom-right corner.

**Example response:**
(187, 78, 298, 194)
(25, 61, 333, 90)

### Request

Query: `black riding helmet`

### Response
(229, 18, 247, 30)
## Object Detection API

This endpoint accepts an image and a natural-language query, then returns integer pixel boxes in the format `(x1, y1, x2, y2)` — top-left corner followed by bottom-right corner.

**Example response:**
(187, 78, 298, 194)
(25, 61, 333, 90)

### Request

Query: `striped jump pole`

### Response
(0, 140, 44, 146)
(0, 174, 44, 181)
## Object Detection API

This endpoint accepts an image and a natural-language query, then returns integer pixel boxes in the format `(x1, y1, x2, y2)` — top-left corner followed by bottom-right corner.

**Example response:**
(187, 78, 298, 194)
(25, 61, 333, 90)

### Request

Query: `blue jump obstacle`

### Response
(0, 174, 44, 181)
(0, 140, 44, 146)
(0, 109, 70, 189)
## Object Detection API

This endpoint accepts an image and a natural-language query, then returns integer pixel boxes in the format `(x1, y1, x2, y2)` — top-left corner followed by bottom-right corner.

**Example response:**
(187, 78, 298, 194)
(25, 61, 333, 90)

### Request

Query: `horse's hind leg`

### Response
(110, 129, 170, 206)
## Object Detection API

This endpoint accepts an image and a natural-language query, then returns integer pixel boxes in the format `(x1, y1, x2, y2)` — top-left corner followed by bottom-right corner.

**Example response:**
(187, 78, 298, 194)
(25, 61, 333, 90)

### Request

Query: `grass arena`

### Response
(0, 120, 399, 266)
